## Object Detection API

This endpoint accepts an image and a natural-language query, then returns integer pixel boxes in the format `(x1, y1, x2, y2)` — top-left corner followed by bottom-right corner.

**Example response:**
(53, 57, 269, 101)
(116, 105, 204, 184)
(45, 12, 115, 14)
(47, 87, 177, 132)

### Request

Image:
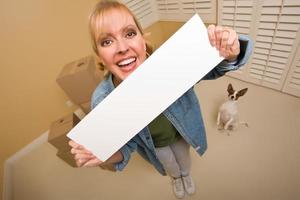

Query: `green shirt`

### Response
(148, 113, 181, 147)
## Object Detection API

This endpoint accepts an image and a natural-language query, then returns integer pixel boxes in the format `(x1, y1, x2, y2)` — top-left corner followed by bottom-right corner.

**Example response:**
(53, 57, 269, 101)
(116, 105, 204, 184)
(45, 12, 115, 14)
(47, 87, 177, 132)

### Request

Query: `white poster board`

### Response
(67, 14, 223, 161)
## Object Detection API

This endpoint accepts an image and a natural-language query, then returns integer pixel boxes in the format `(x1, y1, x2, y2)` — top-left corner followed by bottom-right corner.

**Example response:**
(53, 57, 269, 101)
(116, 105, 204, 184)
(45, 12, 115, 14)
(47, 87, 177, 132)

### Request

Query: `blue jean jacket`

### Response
(91, 35, 253, 175)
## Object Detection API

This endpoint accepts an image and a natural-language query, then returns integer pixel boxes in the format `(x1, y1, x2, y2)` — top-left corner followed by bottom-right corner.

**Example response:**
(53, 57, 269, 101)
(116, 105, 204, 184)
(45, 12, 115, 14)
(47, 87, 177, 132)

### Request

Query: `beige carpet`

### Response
(9, 76, 300, 200)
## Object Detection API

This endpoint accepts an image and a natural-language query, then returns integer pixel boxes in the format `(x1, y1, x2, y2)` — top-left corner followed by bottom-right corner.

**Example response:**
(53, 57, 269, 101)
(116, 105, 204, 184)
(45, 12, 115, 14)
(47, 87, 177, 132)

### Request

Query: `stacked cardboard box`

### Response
(48, 113, 80, 167)
(78, 101, 91, 114)
(56, 55, 103, 114)
(56, 151, 77, 168)
(48, 113, 116, 171)
(52, 55, 115, 171)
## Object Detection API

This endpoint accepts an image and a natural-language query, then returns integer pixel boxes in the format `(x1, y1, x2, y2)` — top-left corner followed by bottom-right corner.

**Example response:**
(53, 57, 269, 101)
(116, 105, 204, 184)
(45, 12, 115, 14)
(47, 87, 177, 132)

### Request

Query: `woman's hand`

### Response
(207, 25, 240, 62)
(69, 140, 103, 167)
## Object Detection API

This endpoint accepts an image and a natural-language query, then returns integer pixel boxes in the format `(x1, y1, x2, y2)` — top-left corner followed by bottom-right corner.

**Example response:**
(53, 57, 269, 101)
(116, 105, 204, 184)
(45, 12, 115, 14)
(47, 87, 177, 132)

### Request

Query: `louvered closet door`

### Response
(283, 40, 300, 97)
(245, 0, 300, 91)
(157, 0, 216, 23)
(218, 0, 257, 80)
(219, 0, 300, 96)
(156, 0, 180, 20)
(122, 0, 159, 28)
(181, 0, 216, 23)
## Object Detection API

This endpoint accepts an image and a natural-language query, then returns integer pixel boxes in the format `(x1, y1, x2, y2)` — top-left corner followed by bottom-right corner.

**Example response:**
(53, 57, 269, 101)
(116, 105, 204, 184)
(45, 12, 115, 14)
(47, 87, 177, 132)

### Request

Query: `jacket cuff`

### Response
(235, 34, 253, 68)
(114, 145, 131, 171)
(217, 34, 253, 72)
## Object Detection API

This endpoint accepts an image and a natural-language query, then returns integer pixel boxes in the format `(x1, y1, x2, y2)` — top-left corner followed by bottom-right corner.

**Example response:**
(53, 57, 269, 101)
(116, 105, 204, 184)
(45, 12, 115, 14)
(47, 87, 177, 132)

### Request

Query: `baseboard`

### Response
(2, 108, 84, 200)
(2, 131, 49, 200)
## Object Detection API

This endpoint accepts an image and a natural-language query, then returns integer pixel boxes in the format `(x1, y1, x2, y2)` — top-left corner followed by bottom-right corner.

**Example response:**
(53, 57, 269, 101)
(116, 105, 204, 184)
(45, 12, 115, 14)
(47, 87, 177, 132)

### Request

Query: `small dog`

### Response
(217, 83, 248, 132)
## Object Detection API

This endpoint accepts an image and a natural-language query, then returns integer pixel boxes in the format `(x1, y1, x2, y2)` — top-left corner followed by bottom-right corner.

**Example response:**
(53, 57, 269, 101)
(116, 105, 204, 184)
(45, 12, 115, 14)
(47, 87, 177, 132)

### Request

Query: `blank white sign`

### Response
(67, 14, 223, 161)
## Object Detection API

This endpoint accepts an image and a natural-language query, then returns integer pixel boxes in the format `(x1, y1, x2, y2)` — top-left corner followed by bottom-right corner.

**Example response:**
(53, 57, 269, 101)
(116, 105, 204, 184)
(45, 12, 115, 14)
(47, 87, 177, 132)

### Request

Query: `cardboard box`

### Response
(56, 55, 103, 104)
(79, 101, 91, 114)
(48, 113, 80, 151)
(56, 150, 77, 167)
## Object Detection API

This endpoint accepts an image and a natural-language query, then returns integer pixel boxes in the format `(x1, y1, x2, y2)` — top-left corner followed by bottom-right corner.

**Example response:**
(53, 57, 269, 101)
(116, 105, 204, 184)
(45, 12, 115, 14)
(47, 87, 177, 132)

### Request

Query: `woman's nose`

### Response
(116, 39, 129, 54)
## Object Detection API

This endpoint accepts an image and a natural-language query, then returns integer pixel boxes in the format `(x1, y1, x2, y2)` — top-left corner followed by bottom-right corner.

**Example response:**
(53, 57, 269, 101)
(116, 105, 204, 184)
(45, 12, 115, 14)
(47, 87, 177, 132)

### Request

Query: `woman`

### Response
(69, 0, 252, 198)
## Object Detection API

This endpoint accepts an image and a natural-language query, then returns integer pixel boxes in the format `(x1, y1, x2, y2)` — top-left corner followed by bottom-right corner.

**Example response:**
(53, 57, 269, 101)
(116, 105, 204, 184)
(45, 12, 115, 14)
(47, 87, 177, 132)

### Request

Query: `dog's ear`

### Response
(227, 83, 234, 95)
(237, 88, 248, 98)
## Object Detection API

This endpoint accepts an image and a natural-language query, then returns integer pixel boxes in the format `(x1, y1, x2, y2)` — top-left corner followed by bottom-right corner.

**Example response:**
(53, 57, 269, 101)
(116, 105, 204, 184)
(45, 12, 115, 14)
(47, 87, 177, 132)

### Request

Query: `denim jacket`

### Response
(91, 35, 253, 175)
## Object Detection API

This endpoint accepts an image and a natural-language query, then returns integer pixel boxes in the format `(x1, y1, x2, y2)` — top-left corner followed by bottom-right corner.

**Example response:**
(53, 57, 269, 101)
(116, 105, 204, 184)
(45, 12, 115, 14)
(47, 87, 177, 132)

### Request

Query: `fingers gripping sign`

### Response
(69, 140, 103, 167)
(207, 24, 216, 47)
(220, 29, 230, 57)
(207, 25, 240, 62)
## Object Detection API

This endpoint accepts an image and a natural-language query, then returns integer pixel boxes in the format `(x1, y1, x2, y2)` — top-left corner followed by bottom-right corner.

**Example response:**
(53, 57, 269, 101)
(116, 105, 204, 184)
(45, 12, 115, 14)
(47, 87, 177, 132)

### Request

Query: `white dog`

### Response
(217, 83, 248, 132)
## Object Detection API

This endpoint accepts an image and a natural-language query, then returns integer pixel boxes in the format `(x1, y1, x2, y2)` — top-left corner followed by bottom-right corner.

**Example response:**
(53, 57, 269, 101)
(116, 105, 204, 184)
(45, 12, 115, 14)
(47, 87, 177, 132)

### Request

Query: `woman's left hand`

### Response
(69, 140, 103, 167)
(207, 25, 240, 62)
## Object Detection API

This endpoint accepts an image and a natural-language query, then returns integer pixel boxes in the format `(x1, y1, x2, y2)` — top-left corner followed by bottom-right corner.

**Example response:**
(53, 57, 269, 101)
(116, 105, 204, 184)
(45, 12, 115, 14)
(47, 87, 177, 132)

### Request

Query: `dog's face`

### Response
(227, 83, 248, 101)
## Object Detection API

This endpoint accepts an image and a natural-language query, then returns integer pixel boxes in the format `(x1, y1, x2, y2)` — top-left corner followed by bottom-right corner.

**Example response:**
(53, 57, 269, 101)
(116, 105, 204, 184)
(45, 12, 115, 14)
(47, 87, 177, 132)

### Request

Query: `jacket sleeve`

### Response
(201, 34, 253, 80)
(114, 140, 138, 171)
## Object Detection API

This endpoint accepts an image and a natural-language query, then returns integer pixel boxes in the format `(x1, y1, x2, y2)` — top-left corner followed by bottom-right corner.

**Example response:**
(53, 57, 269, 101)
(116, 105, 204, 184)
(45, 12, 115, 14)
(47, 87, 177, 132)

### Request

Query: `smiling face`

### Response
(94, 8, 147, 85)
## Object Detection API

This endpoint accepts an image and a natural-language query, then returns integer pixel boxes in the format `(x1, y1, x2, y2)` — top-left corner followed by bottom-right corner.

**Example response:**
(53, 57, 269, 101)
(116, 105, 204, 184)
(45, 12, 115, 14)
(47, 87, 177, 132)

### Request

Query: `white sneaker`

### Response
(182, 175, 195, 195)
(171, 177, 185, 199)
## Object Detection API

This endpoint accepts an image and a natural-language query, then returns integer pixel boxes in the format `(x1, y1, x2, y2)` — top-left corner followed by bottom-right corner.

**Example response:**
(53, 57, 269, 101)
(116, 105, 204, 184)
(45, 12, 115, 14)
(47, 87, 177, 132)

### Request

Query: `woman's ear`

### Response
(98, 62, 105, 71)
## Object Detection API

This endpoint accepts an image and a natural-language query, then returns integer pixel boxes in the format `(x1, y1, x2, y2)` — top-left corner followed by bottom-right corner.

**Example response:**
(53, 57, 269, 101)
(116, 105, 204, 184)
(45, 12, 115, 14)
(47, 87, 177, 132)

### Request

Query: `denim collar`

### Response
(101, 73, 115, 94)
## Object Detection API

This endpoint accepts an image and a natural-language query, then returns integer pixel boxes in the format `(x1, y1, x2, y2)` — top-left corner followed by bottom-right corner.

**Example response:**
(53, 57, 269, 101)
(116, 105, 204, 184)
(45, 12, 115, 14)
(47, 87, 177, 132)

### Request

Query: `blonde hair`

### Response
(89, 0, 152, 74)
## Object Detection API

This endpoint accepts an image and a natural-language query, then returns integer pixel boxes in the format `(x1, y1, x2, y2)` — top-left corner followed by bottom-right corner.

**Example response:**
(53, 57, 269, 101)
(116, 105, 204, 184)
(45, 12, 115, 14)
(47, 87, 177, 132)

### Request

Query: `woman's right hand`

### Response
(69, 140, 103, 167)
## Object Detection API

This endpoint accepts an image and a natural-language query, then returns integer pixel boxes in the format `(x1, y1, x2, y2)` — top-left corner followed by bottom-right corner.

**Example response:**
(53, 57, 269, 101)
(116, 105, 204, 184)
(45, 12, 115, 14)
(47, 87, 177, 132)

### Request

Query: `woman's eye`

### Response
(126, 31, 136, 38)
(101, 40, 112, 47)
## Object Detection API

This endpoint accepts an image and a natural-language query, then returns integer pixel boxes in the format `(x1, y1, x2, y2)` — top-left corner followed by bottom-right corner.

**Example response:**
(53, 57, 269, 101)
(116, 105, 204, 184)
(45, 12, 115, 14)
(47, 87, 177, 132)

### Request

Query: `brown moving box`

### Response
(56, 150, 77, 167)
(56, 55, 103, 105)
(48, 113, 80, 151)
(79, 101, 91, 114)
(50, 113, 115, 171)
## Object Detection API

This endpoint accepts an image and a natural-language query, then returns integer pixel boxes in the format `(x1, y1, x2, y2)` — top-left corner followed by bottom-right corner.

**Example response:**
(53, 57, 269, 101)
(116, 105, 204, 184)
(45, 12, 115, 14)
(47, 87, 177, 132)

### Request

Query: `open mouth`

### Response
(117, 57, 137, 68)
